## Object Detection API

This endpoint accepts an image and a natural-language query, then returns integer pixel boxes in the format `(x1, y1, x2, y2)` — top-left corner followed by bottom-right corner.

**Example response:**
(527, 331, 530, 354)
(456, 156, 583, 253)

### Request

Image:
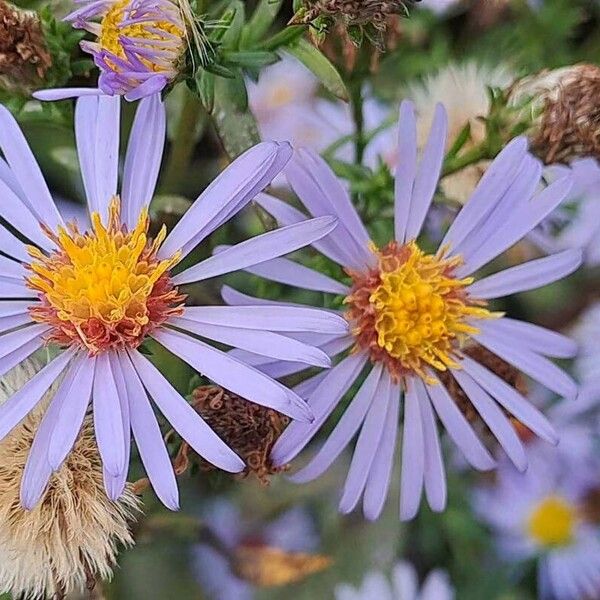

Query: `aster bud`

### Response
(508, 64, 600, 164)
(0, 1, 51, 94)
(174, 385, 289, 484)
(0, 358, 140, 600)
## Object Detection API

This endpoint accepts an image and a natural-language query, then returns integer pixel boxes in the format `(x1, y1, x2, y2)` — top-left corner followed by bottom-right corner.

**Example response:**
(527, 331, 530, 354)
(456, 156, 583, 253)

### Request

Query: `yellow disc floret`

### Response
(99, 0, 184, 71)
(345, 241, 494, 383)
(527, 495, 577, 548)
(27, 198, 185, 354)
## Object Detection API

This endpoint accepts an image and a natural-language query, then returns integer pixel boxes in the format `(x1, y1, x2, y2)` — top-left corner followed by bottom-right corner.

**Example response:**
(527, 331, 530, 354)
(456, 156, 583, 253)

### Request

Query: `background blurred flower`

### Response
(0, 357, 139, 599)
(335, 561, 454, 600)
(474, 449, 600, 600)
(193, 500, 331, 599)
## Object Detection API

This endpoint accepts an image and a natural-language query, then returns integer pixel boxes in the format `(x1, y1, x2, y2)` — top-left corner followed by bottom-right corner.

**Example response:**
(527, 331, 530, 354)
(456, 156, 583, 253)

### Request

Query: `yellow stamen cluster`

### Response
(27, 198, 184, 354)
(528, 496, 576, 548)
(99, 0, 184, 69)
(345, 241, 493, 383)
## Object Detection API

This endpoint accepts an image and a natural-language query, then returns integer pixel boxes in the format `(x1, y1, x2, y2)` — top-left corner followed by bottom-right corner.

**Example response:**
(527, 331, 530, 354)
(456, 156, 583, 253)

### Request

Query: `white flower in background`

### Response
(418, 0, 463, 15)
(364, 63, 514, 204)
(474, 449, 600, 600)
(335, 561, 454, 600)
(247, 55, 354, 168)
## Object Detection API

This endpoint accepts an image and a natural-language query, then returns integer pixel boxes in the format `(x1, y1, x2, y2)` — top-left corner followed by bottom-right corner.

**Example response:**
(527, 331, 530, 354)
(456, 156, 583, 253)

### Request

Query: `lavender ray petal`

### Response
(33, 88, 104, 101)
(459, 175, 574, 276)
(0, 177, 50, 249)
(270, 352, 369, 466)
(0, 349, 74, 441)
(93, 353, 126, 477)
(155, 328, 313, 421)
(461, 355, 558, 444)
(47, 355, 95, 469)
(181, 305, 348, 334)
(0, 223, 31, 262)
(0, 313, 34, 334)
(339, 374, 391, 514)
(0, 324, 50, 361)
(467, 249, 582, 299)
(394, 100, 418, 243)
(400, 378, 425, 520)
(441, 137, 528, 252)
(255, 192, 349, 265)
(173, 216, 337, 285)
(457, 155, 542, 262)
(75, 96, 100, 215)
(405, 104, 448, 241)
(474, 330, 577, 400)
(451, 368, 527, 472)
(425, 373, 495, 470)
(415, 379, 447, 512)
(128, 349, 245, 472)
(241, 256, 349, 296)
(169, 318, 331, 368)
(296, 148, 371, 248)
(119, 351, 179, 510)
(94, 96, 121, 222)
(124, 75, 169, 101)
(220, 285, 289, 307)
(0, 105, 63, 230)
(0, 300, 33, 317)
(0, 255, 27, 279)
(0, 337, 44, 380)
(121, 93, 166, 228)
(0, 279, 37, 299)
(290, 364, 384, 484)
(285, 157, 371, 270)
(363, 377, 401, 520)
(159, 142, 291, 261)
(478, 318, 577, 359)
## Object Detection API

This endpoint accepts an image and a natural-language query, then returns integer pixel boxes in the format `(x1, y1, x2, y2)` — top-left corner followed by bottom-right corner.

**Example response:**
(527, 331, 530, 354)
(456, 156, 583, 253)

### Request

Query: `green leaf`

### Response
(195, 69, 215, 112)
(284, 38, 349, 101)
(220, 0, 246, 48)
(260, 25, 306, 51)
(222, 50, 279, 68)
(242, 0, 283, 45)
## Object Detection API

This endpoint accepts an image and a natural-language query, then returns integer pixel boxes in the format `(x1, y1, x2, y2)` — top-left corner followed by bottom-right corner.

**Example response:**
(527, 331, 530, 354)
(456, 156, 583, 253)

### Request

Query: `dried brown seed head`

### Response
(0, 358, 140, 600)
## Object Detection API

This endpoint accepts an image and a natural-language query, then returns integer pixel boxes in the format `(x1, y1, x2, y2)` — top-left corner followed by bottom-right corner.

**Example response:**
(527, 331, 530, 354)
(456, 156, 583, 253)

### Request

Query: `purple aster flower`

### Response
(225, 100, 581, 521)
(474, 450, 600, 600)
(0, 95, 348, 511)
(335, 561, 454, 600)
(35, 0, 192, 101)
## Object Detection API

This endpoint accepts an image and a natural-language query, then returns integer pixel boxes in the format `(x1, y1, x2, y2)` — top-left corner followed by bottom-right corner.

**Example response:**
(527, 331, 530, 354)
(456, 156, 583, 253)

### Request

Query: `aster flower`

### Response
(335, 561, 454, 600)
(0, 94, 348, 511)
(474, 450, 600, 600)
(35, 0, 196, 101)
(0, 357, 139, 599)
(227, 100, 581, 521)
(194, 500, 331, 599)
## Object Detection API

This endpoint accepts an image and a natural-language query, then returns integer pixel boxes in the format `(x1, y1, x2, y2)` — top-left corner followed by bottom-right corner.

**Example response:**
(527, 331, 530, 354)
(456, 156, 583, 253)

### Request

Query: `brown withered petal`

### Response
(174, 385, 289, 484)
(0, 0, 52, 93)
(509, 64, 600, 164)
(233, 544, 332, 587)
(300, 0, 412, 27)
(0, 358, 140, 600)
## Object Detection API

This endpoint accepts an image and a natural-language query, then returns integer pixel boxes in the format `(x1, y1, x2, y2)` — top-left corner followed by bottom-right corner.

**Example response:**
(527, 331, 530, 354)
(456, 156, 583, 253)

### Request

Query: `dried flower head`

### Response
(300, 0, 413, 28)
(0, 357, 140, 600)
(509, 64, 600, 164)
(0, 1, 51, 94)
(174, 385, 289, 484)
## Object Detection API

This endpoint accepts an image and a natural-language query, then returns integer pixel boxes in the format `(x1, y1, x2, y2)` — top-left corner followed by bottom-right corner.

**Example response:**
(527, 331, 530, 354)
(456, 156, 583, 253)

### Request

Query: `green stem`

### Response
(442, 144, 490, 177)
(161, 90, 203, 193)
(350, 79, 365, 164)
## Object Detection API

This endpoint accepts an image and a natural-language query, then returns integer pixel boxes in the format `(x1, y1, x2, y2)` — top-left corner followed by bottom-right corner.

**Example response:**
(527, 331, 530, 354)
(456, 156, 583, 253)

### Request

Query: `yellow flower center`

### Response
(527, 496, 577, 548)
(99, 0, 184, 70)
(27, 198, 184, 354)
(345, 241, 493, 382)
